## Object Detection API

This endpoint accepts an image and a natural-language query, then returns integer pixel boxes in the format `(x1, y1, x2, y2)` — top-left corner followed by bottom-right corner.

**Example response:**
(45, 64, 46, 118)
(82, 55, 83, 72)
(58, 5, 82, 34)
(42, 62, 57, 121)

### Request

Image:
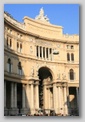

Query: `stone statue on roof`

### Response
(40, 7, 44, 16)
(35, 7, 50, 23)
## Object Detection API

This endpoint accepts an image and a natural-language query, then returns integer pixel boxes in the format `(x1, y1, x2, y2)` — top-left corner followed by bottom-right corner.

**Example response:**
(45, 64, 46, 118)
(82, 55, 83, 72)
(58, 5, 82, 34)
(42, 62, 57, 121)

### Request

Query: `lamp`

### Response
(53, 49, 59, 55)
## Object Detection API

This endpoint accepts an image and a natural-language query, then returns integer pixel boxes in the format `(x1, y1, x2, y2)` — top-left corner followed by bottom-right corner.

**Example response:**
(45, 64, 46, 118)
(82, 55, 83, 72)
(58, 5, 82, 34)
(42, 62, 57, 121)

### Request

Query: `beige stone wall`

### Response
(4, 12, 79, 115)
(4, 12, 79, 84)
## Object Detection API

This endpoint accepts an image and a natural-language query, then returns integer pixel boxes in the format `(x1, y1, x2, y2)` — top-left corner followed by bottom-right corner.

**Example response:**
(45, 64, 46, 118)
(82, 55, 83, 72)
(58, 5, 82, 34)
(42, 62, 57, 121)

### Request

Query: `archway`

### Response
(38, 67, 53, 109)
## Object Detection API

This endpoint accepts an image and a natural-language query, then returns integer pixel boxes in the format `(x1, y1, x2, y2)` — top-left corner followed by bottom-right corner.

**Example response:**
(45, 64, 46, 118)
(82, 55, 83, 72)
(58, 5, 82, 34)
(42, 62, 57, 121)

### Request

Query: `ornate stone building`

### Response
(4, 8, 79, 116)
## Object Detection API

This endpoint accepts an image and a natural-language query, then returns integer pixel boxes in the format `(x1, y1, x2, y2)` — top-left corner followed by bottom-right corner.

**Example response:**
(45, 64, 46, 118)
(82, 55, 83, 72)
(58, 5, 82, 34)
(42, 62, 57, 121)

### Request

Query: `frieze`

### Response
(36, 39, 53, 47)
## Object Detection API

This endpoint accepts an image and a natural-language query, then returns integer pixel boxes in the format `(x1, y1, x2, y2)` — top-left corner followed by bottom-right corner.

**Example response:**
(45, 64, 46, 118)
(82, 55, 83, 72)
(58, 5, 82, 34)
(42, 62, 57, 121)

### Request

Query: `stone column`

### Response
(52, 49, 53, 61)
(4, 81, 8, 115)
(43, 81, 47, 109)
(14, 83, 17, 108)
(64, 87, 68, 115)
(56, 86, 58, 113)
(22, 84, 26, 108)
(13, 83, 18, 114)
(67, 86, 70, 114)
(58, 86, 63, 113)
(4, 81, 6, 108)
(76, 87, 79, 114)
(26, 84, 30, 109)
(48, 88, 50, 110)
(35, 81, 39, 110)
(9, 82, 15, 115)
(9, 82, 19, 115)
(30, 81, 34, 115)
(60, 87, 63, 114)
(11, 82, 14, 108)
(21, 84, 29, 114)
(47, 88, 50, 115)
(42, 47, 43, 59)
(38, 46, 40, 58)
(48, 48, 50, 60)
(53, 83, 57, 114)
(58, 86, 61, 113)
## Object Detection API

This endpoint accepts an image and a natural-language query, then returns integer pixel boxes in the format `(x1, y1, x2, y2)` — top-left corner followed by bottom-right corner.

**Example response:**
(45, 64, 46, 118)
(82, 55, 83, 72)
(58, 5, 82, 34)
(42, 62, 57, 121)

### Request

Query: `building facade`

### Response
(4, 8, 79, 116)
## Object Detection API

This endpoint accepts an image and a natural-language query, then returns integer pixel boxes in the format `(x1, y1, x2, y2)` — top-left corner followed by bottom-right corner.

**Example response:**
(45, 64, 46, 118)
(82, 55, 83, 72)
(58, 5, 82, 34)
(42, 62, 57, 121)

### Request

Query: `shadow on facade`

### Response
(4, 45, 30, 116)
(66, 87, 79, 116)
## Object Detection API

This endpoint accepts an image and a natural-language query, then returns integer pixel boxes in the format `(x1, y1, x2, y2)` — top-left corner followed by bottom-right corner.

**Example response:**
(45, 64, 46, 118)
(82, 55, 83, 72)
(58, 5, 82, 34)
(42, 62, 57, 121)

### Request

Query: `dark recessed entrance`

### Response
(38, 67, 53, 109)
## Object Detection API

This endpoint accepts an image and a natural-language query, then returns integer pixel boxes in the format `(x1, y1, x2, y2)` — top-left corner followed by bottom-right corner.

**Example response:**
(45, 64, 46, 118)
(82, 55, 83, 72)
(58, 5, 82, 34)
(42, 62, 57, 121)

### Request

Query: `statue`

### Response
(39, 7, 44, 16)
(35, 7, 50, 23)
(57, 73, 60, 79)
(31, 66, 34, 77)
(47, 76, 51, 82)
(62, 73, 66, 80)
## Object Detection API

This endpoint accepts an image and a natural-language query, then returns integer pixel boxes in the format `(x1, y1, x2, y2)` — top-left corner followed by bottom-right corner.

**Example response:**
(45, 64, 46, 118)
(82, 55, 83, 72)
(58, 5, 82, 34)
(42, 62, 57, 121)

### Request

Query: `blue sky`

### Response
(4, 4, 79, 35)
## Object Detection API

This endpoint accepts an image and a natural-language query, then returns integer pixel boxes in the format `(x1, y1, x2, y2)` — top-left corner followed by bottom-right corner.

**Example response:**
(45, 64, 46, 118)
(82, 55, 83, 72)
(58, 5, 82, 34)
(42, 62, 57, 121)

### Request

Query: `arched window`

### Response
(67, 53, 70, 61)
(71, 53, 74, 61)
(18, 62, 22, 75)
(69, 69, 74, 80)
(7, 58, 12, 73)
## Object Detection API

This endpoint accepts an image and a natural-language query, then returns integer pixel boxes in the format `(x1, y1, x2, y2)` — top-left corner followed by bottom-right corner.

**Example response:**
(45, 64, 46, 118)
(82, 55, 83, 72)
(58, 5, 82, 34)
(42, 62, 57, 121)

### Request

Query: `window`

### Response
(17, 42, 19, 52)
(17, 42, 22, 53)
(17, 33, 20, 38)
(20, 35, 22, 39)
(67, 53, 70, 61)
(10, 30, 12, 34)
(7, 37, 8, 47)
(71, 45, 74, 49)
(36, 46, 53, 60)
(7, 28, 9, 32)
(69, 69, 74, 80)
(20, 43, 22, 53)
(10, 39, 12, 48)
(6, 37, 12, 48)
(18, 62, 22, 75)
(67, 45, 69, 49)
(7, 58, 12, 73)
(71, 53, 74, 61)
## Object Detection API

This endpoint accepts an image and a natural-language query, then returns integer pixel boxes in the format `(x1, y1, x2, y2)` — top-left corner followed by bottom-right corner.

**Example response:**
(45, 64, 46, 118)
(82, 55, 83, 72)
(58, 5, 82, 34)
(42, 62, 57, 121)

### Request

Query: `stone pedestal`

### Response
(21, 108, 29, 115)
(4, 107, 8, 116)
(9, 108, 19, 115)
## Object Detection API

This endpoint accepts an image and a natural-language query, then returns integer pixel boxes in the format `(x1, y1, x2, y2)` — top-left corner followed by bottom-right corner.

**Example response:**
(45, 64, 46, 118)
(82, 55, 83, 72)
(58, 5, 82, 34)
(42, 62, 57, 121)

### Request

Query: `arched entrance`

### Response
(38, 67, 53, 110)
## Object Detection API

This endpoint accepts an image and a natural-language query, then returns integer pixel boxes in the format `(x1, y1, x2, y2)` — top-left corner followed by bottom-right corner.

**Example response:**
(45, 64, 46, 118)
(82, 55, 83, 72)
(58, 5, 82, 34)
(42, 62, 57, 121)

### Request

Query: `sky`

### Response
(4, 4, 79, 35)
